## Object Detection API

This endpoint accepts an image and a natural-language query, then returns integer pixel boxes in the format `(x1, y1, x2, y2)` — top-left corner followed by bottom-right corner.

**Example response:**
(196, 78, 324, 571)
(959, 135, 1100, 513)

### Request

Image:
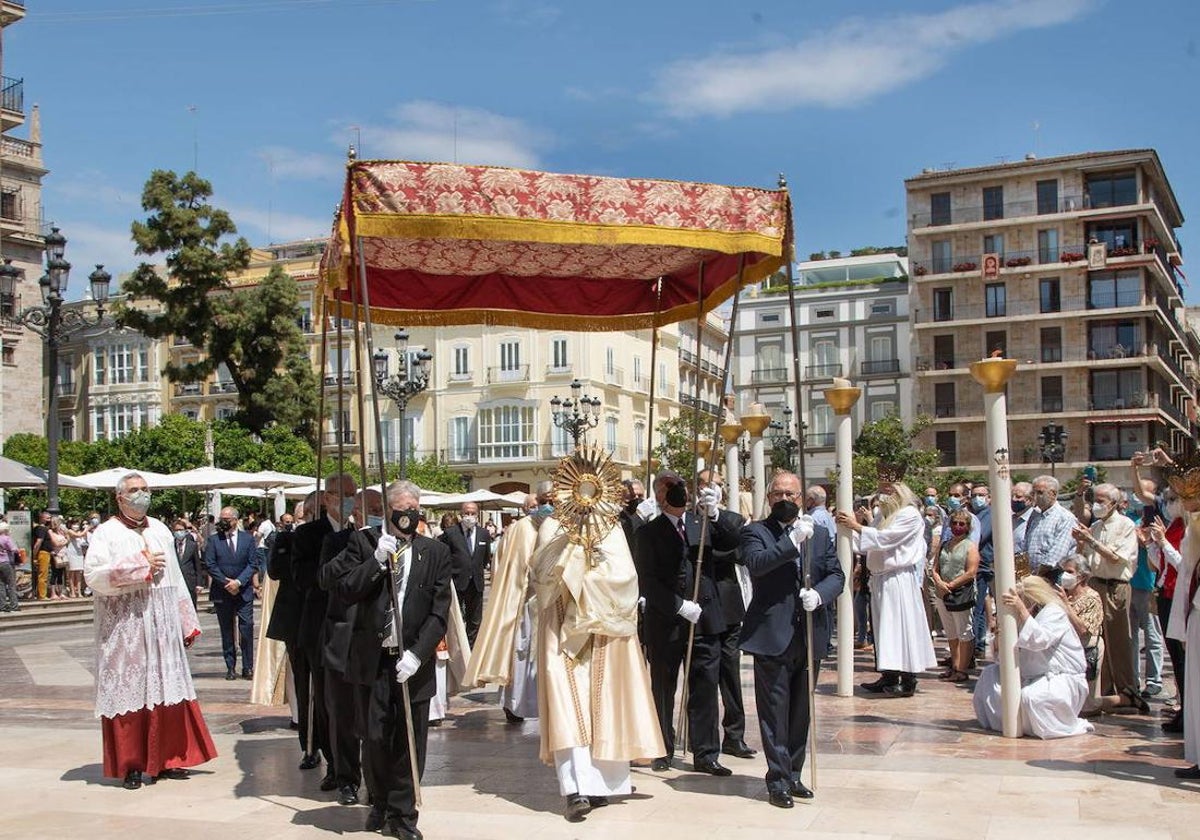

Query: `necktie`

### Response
(467, 528, 475, 553)
(384, 542, 409, 648)
(676, 516, 687, 545)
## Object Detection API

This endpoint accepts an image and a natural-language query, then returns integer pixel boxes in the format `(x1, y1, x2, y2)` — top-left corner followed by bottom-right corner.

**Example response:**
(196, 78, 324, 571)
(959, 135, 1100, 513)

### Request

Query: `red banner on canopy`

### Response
(321, 161, 792, 330)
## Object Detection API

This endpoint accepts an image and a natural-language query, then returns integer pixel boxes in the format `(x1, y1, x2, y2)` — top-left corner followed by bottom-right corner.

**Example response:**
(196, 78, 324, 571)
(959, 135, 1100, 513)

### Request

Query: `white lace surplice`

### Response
(84, 517, 202, 719)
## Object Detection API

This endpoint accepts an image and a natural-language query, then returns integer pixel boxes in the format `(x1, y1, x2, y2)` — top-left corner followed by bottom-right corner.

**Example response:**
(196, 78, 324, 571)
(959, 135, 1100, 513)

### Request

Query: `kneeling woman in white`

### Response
(974, 576, 1094, 739)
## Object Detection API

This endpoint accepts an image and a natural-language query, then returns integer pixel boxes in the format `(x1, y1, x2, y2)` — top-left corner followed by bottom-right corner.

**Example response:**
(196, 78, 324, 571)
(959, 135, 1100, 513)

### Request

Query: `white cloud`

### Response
(363, 101, 549, 169)
(256, 146, 342, 182)
(47, 171, 141, 211)
(223, 201, 330, 245)
(53, 221, 139, 294)
(651, 0, 1095, 117)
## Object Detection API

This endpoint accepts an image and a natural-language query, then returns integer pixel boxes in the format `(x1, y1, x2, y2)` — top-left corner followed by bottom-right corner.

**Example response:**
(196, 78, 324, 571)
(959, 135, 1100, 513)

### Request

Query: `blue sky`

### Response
(7, 0, 1200, 300)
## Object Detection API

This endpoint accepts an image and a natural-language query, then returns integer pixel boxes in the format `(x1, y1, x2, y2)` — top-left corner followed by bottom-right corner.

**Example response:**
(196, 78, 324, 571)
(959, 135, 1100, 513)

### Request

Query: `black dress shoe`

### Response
(651, 757, 671, 771)
(365, 808, 386, 832)
(504, 708, 525, 724)
(242, 670, 254, 680)
(767, 788, 794, 809)
(156, 768, 190, 781)
(693, 759, 733, 777)
(721, 740, 757, 759)
(861, 675, 899, 693)
(881, 683, 916, 698)
(319, 772, 338, 791)
(122, 770, 142, 790)
(587, 796, 609, 808)
(298, 753, 321, 770)
(381, 818, 422, 840)
(565, 794, 593, 822)
(1175, 765, 1200, 779)
(1163, 714, 1185, 733)
(225, 670, 237, 681)
(789, 778, 814, 799)
(338, 784, 359, 805)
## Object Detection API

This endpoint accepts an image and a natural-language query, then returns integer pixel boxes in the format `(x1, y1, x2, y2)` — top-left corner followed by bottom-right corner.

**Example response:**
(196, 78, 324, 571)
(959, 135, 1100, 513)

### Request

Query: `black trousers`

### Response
(645, 628, 721, 763)
(325, 667, 365, 787)
(718, 622, 747, 744)
(1158, 593, 1186, 705)
(364, 655, 430, 832)
(214, 597, 255, 673)
(459, 581, 483, 648)
(289, 645, 331, 762)
(753, 633, 817, 789)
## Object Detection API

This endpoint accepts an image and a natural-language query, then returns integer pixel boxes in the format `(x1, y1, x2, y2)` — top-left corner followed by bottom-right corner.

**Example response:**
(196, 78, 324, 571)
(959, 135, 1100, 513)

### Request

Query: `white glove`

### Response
(395, 650, 420, 683)
(677, 599, 702, 624)
(790, 515, 815, 547)
(638, 596, 646, 613)
(698, 485, 723, 520)
(374, 533, 398, 568)
(636, 497, 659, 521)
(799, 588, 822, 612)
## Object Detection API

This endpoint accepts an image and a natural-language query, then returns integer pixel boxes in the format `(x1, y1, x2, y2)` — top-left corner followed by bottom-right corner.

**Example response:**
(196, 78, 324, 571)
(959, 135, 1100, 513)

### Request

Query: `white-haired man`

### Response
(84, 472, 217, 790)
(326, 479, 452, 839)
(1023, 475, 1078, 573)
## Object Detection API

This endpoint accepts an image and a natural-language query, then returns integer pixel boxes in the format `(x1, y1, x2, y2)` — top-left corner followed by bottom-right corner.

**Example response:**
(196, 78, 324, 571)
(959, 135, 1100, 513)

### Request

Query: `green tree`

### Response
(395, 456, 467, 494)
(652, 408, 708, 483)
(115, 170, 318, 439)
(836, 413, 942, 500)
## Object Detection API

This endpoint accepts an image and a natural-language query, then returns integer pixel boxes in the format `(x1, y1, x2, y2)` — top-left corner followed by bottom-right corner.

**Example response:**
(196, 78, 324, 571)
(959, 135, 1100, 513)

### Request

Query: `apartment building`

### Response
(732, 252, 913, 487)
(905, 149, 1195, 485)
(0, 0, 51, 440)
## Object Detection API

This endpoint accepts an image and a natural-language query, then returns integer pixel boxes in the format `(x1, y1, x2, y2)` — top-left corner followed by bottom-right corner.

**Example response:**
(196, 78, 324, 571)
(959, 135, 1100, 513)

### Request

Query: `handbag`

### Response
(1084, 645, 1100, 682)
(943, 583, 976, 612)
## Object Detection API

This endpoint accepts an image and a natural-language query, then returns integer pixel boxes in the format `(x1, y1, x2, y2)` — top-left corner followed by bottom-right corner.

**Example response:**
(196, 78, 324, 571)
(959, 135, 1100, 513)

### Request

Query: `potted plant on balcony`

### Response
(1144, 237, 1160, 253)
(1060, 251, 1085, 263)
(914, 265, 928, 276)
(1109, 245, 1137, 258)
(1005, 256, 1032, 268)
(952, 261, 978, 272)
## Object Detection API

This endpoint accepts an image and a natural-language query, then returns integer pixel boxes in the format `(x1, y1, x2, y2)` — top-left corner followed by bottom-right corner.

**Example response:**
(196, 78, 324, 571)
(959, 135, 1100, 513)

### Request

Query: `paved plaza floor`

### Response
(0, 613, 1197, 840)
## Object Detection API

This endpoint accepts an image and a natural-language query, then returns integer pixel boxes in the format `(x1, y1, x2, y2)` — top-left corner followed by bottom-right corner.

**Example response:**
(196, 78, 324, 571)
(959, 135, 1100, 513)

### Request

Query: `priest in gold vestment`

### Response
(467, 448, 663, 821)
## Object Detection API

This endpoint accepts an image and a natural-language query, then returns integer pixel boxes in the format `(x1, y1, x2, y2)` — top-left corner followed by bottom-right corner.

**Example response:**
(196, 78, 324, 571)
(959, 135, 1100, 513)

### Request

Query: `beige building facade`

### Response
(0, 1, 51, 441)
(905, 149, 1196, 486)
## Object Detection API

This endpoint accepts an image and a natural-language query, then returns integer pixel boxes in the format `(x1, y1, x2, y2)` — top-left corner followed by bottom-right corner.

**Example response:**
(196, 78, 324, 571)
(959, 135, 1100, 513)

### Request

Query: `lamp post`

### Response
(371, 330, 432, 480)
(0, 229, 111, 515)
(1038, 422, 1068, 477)
(550, 378, 600, 448)
(768, 405, 799, 471)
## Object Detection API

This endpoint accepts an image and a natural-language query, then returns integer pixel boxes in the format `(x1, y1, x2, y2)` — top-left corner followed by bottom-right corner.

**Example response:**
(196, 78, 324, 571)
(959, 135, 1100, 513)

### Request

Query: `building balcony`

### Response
(323, 372, 356, 388)
(934, 402, 956, 418)
(750, 367, 787, 385)
(1, 76, 23, 130)
(210, 381, 239, 395)
(545, 363, 573, 377)
(174, 383, 204, 398)
(631, 373, 650, 393)
(910, 194, 1085, 229)
(486, 364, 529, 384)
(1, 136, 43, 170)
(604, 366, 625, 387)
(447, 370, 474, 384)
(324, 430, 357, 446)
(912, 245, 1087, 279)
(913, 293, 1160, 326)
(805, 432, 835, 449)
(859, 358, 901, 376)
(440, 442, 637, 466)
(805, 363, 842, 379)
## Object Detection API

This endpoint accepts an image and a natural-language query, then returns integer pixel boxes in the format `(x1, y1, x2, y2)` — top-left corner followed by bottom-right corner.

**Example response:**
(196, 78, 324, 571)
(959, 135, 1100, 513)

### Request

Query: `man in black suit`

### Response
(291, 474, 356, 781)
(317, 487, 384, 807)
(326, 479, 451, 840)
(172, 518, 203, 610)
(203, 506, 258, 680)
(739, 471, 845, 808)
(619, 478, 647, 549)
(633, 470, 742, 775)
(438, 501, 490, 648)
(267, 494, 310, 756)
(696, 469, 755, 760)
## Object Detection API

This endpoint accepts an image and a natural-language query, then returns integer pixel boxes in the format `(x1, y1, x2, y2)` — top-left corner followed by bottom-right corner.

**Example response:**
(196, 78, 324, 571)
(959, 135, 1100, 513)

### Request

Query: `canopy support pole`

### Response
(643, 277, 664, 491)
(780, 174, 807, 490)
(355, 235, 423, 808)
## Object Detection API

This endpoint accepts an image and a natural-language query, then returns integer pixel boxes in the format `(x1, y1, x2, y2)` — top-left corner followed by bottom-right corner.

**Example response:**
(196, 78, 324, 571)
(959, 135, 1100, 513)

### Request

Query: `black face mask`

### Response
(625, 497, 642, 514)
(664, 483, 688, 508)
(390, 508, 420, 536)
(215, 519, 231, 534)
(771, 499, 800, 524)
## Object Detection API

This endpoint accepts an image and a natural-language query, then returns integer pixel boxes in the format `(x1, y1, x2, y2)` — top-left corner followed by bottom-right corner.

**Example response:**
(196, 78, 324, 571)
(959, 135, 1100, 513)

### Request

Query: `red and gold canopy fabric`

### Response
(321, 161, 792, 330)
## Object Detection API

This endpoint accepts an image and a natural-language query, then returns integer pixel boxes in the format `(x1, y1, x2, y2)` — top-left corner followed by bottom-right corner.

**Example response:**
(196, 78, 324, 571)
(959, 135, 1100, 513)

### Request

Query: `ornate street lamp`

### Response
(371, 330, 432, 479)
(768, 405, 799, 471)
(0, 228, 112, 514)
(550, 378, 600, 449)
(1038, 422, 1069, 477)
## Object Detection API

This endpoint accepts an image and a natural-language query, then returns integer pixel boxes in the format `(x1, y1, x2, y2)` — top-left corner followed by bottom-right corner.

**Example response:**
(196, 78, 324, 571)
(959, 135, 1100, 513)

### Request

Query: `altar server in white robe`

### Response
(974, 576, 1094, 739)
(837, 479, 938, 697)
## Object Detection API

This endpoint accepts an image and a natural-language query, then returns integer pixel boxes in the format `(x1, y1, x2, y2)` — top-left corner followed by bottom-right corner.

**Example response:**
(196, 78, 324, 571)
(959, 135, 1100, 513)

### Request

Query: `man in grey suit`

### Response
(739, 471, 844, 809)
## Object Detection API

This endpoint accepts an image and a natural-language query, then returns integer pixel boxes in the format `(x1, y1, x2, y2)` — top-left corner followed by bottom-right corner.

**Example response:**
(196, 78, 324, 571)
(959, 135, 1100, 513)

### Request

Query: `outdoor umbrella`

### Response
(0, 455, 93, 489)
(73, 466, 173, 490)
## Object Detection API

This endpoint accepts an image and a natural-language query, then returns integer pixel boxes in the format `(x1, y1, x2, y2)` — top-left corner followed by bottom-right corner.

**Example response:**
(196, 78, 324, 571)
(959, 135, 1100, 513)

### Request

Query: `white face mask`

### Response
(1092, 501, 1110, 519)
(461, 515, 478, 530)
(1059, 571, 1078, 591)
(123, 490, 152, 516)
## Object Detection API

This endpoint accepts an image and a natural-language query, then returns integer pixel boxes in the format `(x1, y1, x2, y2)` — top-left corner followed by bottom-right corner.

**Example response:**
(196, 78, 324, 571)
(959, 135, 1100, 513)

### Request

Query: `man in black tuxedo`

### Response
(317, 487, 384, 807)
(172, 518, 203, 610)
(633, 470, 741, 775)
(290, 475, 356, 781)
(438, 500, 490, 648)
(739, 471, 845, 808)
(326, 479, 451, 840)
(203, 506, 258, 680)
(696, 469, 755, 760)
